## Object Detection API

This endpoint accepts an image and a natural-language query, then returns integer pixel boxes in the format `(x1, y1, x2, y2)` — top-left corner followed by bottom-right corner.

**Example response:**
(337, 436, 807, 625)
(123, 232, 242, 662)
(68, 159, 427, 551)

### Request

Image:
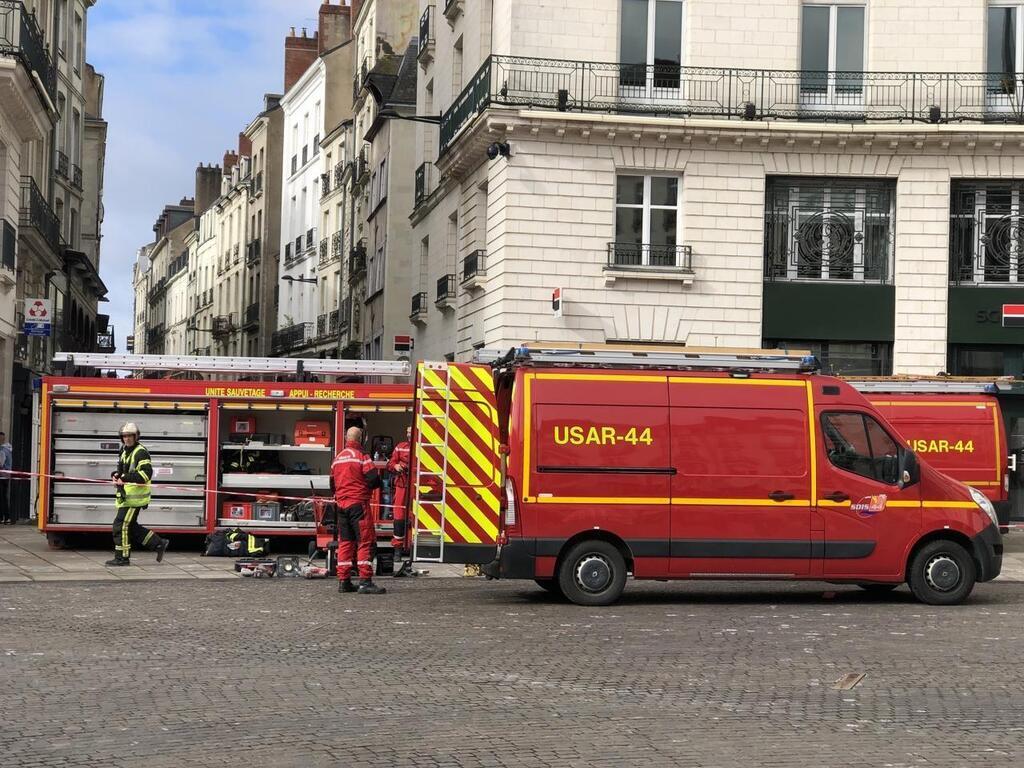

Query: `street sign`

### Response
(394, 335, 413, 354)
(552, 287, 563, 318)
(126, 335, 135, 353)
(1003, 304, 1024, 328)
(23, 298, 52, 337)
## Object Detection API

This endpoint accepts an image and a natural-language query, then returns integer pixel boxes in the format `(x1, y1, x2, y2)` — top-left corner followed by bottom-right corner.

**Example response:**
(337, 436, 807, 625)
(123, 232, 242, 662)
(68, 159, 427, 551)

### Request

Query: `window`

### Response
(821, 412, 900, 485)
(56, 0, 68, 55)
(371, 156, 388, 209)
(988, 4, 1023, 95)
(73, 13, 82, 72)
(800, 4, 865, 98)
(950, 345, 1024, 377)
(613, 174, 681, 267)
(764, 177, 895, 282)
(619, 0, 684, 92)
(453, 35, 464, 93)
(764, 339, 892, 376)
(950, 180, 1024, 283)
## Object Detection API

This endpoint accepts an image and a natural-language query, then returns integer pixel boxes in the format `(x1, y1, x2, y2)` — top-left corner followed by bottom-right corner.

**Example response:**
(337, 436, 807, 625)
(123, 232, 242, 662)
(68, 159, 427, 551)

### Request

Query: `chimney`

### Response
(284, 25, 319, 92)
(319, 1, 352, 54)
(195, 163, 222, 215)
(223, 150, 239, 176)
(238, 132, 253, 158)
(265, 93, 283, 112)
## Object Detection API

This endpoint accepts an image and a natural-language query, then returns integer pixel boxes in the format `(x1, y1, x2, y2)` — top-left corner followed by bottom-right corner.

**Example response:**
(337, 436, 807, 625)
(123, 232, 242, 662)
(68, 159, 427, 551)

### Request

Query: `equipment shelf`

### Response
(221, 474, 329, 489)
(221, 444, 333, 452)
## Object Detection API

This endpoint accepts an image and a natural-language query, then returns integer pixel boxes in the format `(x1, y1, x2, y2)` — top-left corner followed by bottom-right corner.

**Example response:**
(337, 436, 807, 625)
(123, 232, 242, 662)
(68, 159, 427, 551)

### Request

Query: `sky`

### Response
(89, 0, 324, 352)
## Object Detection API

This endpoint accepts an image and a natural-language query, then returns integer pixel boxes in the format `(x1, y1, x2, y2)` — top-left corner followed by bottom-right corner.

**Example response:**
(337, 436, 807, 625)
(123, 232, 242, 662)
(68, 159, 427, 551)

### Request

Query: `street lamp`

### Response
(281, 275, 318, 285)
(377, 107, 442, 125)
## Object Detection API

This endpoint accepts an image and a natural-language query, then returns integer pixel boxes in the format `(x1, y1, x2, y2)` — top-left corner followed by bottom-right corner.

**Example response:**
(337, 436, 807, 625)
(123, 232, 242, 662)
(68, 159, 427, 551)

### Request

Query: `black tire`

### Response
(534, 578, 564, 596)
(307, 539, 317, 560)
(557, 540, 627, 606)
(857, 583, 899, 593)
(907, 539, 977, 606)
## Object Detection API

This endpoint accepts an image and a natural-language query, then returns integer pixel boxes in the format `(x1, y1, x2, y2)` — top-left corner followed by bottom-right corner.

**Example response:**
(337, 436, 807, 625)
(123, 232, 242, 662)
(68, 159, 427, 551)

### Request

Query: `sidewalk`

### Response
(0, 523, 466, 583)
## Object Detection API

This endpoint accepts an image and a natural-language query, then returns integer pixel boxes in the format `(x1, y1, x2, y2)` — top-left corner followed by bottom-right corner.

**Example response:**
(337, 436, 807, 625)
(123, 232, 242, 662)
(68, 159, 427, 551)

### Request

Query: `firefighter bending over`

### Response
(106, 423, 169, 567)
(387, 425, 412, 552)
(330, 426, 386, 594)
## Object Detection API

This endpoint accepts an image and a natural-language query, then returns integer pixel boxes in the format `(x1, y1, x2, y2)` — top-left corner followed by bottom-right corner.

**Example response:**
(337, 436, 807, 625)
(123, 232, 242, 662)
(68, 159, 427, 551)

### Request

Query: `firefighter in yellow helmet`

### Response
(106, 422, 169, 567)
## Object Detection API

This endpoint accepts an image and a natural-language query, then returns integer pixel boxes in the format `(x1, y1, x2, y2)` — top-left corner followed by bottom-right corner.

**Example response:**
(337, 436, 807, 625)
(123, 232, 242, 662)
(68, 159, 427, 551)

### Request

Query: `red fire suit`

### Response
(386, 441, 411, 549)
(330, 441, 379, 582)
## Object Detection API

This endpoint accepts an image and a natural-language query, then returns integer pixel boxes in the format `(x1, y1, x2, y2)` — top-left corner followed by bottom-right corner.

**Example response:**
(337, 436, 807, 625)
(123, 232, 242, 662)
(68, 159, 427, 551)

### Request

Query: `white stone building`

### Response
(410, 0, 1024, 379)
(276, 31, 325, 356)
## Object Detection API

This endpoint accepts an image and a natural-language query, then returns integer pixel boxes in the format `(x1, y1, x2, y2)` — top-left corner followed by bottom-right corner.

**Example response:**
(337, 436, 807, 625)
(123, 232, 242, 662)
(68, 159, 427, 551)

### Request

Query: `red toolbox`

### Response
(294, 421, 331, 446)
(222, 501, 253, 520)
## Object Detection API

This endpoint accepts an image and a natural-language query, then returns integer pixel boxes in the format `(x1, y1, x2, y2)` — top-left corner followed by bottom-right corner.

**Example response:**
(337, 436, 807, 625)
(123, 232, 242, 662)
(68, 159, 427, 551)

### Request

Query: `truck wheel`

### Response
(908, 539, 977, 606)
(557, 540, 627, 606)
(46, 533, 66, 550)
(857, 583, 899, 593)
(534, 578, 564, 597)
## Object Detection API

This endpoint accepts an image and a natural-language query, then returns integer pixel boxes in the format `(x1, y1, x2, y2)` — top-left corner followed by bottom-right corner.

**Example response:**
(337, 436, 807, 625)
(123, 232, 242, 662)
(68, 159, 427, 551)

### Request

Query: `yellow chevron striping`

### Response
(416, 417, 500, 510)
(413, 503, 453, 543)
(469, 364, 494, 392)
(422, 397, 499, 484)
(413, 450, 486, 543)
(447, 366, 492, 406)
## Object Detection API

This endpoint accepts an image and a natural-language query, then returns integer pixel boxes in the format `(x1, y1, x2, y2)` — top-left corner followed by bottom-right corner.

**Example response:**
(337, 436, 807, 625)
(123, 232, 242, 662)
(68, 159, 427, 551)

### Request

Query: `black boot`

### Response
(154, 538, 169, 563)
(338, 579, 357, 593)
(358, 579, 387, 594)
(105, 556, 130, 567)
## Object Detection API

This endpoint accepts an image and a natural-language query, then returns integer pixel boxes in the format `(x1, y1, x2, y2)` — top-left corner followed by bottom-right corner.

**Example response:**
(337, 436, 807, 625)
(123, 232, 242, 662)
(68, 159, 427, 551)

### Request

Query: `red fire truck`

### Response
(848, 378, 1017, 531)
(408, 346, 1003, 607)
(35, 354, 414, 573)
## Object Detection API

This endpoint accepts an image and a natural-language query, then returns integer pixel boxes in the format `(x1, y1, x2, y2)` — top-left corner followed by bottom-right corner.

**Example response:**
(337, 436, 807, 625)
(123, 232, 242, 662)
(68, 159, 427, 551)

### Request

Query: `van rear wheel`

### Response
(558, 540, 627, 607)
(908, 539, 977, 606)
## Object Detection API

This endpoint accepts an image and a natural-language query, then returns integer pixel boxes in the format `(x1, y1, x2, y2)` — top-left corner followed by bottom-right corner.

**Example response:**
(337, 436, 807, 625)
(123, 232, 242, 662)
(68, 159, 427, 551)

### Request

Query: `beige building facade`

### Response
(411, 0, 1024, 378)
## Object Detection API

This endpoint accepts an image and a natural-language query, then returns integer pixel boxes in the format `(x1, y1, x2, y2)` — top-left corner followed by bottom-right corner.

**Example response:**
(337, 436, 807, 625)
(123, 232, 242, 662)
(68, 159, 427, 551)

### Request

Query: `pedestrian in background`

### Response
(0, 431, 12, 525)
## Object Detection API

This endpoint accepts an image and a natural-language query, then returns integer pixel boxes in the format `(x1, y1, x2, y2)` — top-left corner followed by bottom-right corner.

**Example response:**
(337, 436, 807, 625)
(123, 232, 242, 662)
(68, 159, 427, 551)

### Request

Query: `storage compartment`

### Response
(51, 497, 206, 528)
(53, 453, 205, 482)
(54, 410, 207, 438)
(295, 421, 331, 446)
(53, 481, 204, 499)
(54, 437, 207, 454)
(222, 501, 252, 520)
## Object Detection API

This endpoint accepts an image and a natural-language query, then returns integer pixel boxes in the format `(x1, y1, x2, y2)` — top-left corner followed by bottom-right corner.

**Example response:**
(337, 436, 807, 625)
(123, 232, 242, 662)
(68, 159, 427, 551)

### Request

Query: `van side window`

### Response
(821, 412, 900, 485)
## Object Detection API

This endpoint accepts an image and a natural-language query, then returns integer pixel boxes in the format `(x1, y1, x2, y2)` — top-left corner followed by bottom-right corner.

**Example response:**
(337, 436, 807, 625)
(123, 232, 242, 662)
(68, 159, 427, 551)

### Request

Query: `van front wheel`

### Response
(558, 540, 627, 606)
(908, 539, 977, 606)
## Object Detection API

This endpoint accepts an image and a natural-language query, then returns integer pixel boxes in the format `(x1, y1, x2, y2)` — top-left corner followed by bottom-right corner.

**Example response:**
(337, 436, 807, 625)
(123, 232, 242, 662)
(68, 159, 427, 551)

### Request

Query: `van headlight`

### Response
(969, 486, 999, 528)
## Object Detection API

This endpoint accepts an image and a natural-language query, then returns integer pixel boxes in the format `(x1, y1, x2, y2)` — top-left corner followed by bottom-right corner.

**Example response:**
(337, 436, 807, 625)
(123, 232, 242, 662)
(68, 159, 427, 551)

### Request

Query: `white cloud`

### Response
(90, 0, 323, 349)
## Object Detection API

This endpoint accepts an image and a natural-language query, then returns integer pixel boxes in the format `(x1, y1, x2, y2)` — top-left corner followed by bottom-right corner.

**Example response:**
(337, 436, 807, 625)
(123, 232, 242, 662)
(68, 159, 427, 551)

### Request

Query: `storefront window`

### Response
(950, 345, 1024, 377)
(949, 181, 1024, 284)
(764, 339, 893, 376)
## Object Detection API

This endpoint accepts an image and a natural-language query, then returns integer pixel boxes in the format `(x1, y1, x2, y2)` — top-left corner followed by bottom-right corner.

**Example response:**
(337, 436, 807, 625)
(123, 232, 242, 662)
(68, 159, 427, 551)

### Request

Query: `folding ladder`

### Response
(410, 361, 454, 563)
(52, 352, 411, 378)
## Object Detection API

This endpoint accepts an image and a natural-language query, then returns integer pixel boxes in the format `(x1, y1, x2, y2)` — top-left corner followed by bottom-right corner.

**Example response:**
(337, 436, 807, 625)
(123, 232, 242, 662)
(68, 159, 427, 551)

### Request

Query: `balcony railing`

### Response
(411, 291, 428, 319)
(331, 231, 343, 260)
(55, 150, 69, 179)
(418, 6, 435, 64)
(349, 244, 367, 279)
(334, 161, 344, 189)
(246, 238, 261, 266)
(440, 55, 1024, 154)
(18, 176, 59, 253)
(294, 236, 302, 256)
(271, 322, 313, 355)
(415, 162, 434, 206)
(254, 171, 263, 194)
(317, 313, 327, 337)
(318, 237, 329, 266)
(211, 314, 235, 338)
(244, 302, 259, 328)
(72, 164, 82, 190)
(462, 249, 486, 283)
(233, 243, 240, 262)
(339, 297, 351, 331)
(607, 243, 693, 272)
(435, 274, 455, 304)
(0, 1, 56, 102)
(328, 308, 340, 335)
(306, 228, 315, 250)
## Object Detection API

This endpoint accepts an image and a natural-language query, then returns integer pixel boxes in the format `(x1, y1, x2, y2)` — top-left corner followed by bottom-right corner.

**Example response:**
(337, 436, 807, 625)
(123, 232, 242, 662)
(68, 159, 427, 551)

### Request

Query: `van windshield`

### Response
(822, 412, 900, 485)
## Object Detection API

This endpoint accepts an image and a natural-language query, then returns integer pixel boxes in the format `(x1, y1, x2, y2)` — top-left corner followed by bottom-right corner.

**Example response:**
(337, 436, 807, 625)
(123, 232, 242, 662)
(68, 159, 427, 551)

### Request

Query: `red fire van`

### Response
(410, 347, 1003, 607)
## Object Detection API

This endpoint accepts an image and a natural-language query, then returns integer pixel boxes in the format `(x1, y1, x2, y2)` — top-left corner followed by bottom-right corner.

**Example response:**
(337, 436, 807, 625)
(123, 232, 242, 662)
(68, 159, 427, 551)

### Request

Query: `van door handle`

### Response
(768, 490, 794, 502)
(824, 491, 850, 502)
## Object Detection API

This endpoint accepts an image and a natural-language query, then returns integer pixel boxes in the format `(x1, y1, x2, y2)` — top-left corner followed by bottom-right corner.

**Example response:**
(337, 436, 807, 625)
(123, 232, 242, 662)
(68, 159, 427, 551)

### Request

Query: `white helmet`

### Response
(120, 422, 140, 437)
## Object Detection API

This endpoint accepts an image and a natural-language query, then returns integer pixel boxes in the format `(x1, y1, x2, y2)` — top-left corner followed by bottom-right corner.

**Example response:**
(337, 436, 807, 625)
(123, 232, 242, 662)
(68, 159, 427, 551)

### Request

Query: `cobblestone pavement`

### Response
(2, 576, 1023, 768)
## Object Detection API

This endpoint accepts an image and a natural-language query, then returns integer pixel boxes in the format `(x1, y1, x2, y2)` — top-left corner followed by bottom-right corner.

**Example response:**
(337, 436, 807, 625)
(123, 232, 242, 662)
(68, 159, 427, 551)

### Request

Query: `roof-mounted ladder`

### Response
(846, 376, 1014, 394)
(52, 353, 411, 378)
(474, 344, 819, 373)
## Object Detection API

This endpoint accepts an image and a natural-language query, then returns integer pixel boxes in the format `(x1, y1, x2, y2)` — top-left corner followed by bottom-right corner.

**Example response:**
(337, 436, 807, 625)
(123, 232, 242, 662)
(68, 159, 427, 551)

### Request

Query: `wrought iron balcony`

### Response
(418, 6, 435, 65)
(271, 322, 313, 355)
(233, 243, 240, 262)
(294, 236, 302, 256)
(440, 55, 1024, 154)
(317, 312, 327, 337)
(318, 237, 329, 266)
(211, 314, 235, 338)
(55, 151, 69, 179)
(607, 243, 694, 272)
(328, 309, 340, 335)
(349, 243, 367, 280)
(334, 161, 345, 189)
(72, 164, 82, 190)
(339, 297, 352, 331)
(254, 171, 263, 194)
(331, 231, 343, 260)
(145, 323, 166, 349)
(244, 302, 259, 329)
(0, 2, 56, 102)
(435, 274, 455, 306)
(306, 228, 315, 250)
(415, 162, 434, 207)
(246, 238, 261, 266)
(410, 291, 428, 320)
(18, 176, 59, 253)
(321, 173, 331, 199)
(462, 249, 486, 285)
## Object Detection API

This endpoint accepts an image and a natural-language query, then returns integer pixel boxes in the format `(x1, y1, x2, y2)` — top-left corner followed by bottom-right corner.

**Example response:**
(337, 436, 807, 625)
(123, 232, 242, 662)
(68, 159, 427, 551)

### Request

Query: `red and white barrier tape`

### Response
(0, 468, 402, 509)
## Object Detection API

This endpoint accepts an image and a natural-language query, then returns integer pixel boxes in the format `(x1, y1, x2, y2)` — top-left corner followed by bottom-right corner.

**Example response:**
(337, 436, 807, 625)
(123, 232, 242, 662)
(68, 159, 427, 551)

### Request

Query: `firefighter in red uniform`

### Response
(387, 426, 412, 551)
(330, 426, 386, 594)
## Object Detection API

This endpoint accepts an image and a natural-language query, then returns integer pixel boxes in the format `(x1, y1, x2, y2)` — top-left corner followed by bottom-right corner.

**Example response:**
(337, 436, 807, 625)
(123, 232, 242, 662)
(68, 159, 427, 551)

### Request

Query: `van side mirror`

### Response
(898, 448, 919, 489)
